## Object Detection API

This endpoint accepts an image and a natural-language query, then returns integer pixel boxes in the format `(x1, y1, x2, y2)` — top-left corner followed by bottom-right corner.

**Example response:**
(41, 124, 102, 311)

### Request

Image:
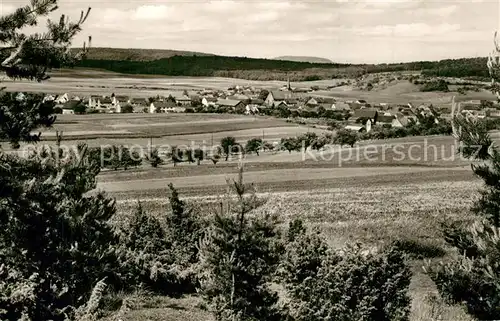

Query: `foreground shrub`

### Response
(278, 220, 412, 321)
(392, 238, 446, 259)
(0, 152, 119, 321)
(426, 46, 500, 320)
(427, 220, 500, 320)
(118, 184, 203, 296)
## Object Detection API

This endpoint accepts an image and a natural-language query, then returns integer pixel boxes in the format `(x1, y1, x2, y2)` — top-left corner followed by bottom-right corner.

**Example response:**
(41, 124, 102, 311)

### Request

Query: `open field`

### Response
(102, 159, 479, 321)
(315, 81, 496, 105)
(1, 71, 495, 105)
(0, 72, 343, 95)
(2, 113, 322, 150)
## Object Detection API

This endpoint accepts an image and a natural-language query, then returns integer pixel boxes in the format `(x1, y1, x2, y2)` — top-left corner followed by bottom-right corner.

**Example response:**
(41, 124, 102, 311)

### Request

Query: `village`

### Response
(39, 77, 499, 133)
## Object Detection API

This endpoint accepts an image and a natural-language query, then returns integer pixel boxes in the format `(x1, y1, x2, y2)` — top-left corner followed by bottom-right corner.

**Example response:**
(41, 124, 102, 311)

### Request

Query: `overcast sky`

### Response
(1, 0, 500, 63)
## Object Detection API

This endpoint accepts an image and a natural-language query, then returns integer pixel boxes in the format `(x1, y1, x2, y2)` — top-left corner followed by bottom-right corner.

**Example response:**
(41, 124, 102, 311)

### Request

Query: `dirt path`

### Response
(96, 166, 470, 194)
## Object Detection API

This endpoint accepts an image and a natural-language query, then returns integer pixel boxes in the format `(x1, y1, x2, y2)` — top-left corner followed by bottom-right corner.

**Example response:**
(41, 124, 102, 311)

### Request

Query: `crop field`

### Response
(0, 71, 346, 96)
(105, 161, 479, 321)
(4, 113, 324, 151)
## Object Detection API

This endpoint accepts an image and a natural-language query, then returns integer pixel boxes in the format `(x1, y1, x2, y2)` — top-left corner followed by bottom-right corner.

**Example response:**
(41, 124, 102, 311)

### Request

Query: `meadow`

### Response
(78, 112, 480, 319)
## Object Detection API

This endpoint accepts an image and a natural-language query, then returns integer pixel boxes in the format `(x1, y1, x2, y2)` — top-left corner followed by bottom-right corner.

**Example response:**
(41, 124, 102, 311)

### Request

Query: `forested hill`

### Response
(75, 51, 489, 81)
(274, 56, 333, 63)
(72, 47, 214, 61)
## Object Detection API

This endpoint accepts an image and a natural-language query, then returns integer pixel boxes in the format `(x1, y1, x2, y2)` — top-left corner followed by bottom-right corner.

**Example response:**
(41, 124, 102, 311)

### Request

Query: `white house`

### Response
(43, 94, 55, 102)
(88, 96, 101, 108)
(202, 97, 217, 107)
(55, 93, 69, 104)
(331, 102, 351, 111)
(175, 95, 192, 106)
(245, 105, 259, 115)
(150, 101, 177, 113)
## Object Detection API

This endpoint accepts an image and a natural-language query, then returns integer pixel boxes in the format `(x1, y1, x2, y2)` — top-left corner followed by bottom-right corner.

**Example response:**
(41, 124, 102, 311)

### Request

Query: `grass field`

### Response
(80, 114, 481, 320)
(5, 113, 322, 150)
(102, 160, 478, 321)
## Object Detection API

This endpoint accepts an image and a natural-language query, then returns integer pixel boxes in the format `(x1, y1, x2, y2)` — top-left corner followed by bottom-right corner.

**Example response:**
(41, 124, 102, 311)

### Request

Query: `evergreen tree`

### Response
(0, 2, 118, 320)
(197, 164, 282, 321)
(427, 32, 500, 320)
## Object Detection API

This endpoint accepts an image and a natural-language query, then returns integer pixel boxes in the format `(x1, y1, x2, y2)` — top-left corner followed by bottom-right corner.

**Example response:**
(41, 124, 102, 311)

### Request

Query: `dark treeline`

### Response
(76, 54, 490, 80)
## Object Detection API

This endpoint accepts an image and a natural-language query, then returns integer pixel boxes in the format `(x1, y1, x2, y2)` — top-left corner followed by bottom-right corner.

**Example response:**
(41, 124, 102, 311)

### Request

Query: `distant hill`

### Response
(70, 48, 490, 81)
(72, 47, 214, 61)
(274, 56, 333, 64)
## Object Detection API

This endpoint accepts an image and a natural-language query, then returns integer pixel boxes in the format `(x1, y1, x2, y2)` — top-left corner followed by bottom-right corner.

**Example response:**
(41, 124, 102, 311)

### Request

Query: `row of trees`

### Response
(78, 131, 361, 172)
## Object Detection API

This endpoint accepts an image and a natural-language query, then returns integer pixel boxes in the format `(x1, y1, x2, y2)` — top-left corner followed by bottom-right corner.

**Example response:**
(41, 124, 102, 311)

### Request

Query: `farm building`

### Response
(250, 98, 264, 106)
(265, 90, 295, 107)
(305, 96, 336, 108)
(112, 95, 130, 105)
(305, 97, 319, 106)
(217, 99, 246, 111)
(43, 94, 55, 102)
(392, 114, 409, 128)
(100, 97, 113, 108)
(130, 98, 149, 106)
(151, 101, 177, 113)
(352, 109, 378, 124)
(345, 125, 366, 132)
(62, 100, 85, 114)
(175, 95, 192, 106)
(55, 93, 69, 104)
(377, 114, 396, 126)
(331, 102, 351, 111)
(88, 96, 103, 108)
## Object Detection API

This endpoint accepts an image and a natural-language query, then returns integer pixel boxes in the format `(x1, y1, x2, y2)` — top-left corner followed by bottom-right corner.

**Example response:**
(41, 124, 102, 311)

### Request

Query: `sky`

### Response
(1, 0, 500, 64)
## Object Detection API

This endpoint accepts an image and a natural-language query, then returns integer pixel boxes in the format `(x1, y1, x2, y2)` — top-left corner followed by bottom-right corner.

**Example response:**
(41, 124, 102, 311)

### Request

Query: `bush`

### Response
(427, 220, 500, 320)
(278, 220, 412, 321)
(0, 150, 120, 321)
(280, 137, 301, 153)
(146, 147, 163, 168)
(220, 136, 237, 161)
(89, 145, 142, 170)
(117, 202, 182, 295)
(117, 184, 203, 296)
(297, 132, 317, 151)
(334, 129, 358, 147)
(245, 137, 263, 156)
(426, 62, 500, 319)
(420, 79, 449, 92)
(392, 238, 446, 259)
(121, 104, 133, 113)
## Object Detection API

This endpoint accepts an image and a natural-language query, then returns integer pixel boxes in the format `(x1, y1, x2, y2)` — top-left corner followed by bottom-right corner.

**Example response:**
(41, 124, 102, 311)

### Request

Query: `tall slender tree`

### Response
(427, 32, 500, 320)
